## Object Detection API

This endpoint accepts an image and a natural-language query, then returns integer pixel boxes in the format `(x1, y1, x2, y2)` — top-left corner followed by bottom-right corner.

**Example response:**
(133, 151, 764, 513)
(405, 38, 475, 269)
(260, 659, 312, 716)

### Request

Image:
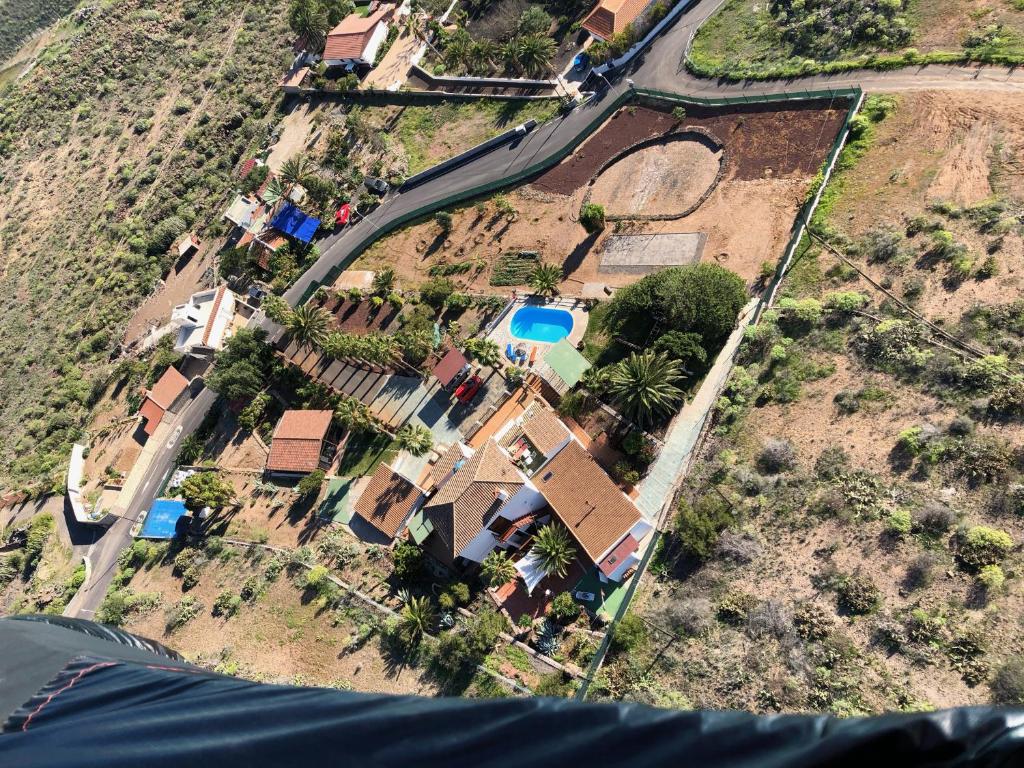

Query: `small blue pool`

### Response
(139, 498, 188, 539)
(510, 306, 574, 343)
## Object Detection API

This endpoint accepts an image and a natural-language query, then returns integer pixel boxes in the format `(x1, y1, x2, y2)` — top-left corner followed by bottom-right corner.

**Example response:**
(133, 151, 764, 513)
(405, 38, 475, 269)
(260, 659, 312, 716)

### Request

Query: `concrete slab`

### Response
(600, 232, 707, 274)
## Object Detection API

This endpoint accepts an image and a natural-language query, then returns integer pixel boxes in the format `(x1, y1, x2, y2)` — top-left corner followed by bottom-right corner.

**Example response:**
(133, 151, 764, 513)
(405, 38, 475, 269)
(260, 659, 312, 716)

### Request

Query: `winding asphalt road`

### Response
(69, 0, 1024, 619)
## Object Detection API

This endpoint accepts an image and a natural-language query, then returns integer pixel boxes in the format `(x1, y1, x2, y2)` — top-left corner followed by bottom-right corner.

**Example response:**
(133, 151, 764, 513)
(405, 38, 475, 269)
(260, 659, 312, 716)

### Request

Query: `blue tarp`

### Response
(271, 203, 320, 244)
(139, 499, 188, 539)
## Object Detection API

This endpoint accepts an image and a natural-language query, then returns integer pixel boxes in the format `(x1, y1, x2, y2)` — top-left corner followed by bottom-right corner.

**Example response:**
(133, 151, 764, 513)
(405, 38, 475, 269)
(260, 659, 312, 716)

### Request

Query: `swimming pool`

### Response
(510, 306, 574, 343)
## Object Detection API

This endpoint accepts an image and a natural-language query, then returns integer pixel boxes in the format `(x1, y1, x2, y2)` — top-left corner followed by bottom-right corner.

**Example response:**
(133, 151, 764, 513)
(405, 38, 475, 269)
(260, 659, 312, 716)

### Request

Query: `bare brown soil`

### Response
(589, 135, 723, 218)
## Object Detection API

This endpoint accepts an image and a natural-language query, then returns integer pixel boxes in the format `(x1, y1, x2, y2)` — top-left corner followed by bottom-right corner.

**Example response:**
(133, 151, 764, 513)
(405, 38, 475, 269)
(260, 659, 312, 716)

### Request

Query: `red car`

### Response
(334, 203, 351, 227)
(454, 375, 482, 404)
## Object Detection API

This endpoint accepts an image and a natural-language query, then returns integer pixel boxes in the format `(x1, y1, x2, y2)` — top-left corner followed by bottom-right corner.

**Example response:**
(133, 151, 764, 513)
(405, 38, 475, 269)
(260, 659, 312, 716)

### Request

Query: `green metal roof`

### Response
(543, 339, 591, 388)
(406, 509, 434, 544)
(317, 478, 354, 524)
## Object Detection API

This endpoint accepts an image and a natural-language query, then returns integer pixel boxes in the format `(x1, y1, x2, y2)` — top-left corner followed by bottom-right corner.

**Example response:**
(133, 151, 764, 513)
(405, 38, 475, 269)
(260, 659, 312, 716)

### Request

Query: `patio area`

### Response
(491, 556, 589, 623)
(487, 297, 589, 372)
(572, 567, 631, 619)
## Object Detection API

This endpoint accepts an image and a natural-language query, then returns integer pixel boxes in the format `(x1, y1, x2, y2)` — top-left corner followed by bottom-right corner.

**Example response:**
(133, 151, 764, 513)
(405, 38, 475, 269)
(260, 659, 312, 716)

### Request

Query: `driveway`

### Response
(362, 29, 420, 91)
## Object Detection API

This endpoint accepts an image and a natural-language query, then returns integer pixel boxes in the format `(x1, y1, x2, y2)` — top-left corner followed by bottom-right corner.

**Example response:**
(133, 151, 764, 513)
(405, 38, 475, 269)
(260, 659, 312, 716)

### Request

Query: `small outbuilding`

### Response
(139, 367, 190, 437)
(266, 410, 336, 476)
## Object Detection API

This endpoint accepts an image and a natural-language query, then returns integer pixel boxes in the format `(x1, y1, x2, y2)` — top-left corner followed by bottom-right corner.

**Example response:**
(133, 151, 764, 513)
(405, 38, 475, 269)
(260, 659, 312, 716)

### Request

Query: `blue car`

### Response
(573, 52, 590, 72)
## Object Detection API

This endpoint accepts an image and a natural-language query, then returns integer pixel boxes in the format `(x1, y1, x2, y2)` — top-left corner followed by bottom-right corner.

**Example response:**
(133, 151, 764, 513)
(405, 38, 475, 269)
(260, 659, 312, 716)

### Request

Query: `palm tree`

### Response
(286, 303, 330, 349)
(465, 40, 497, 75)
(516, 35, 556, 78)
(288, 0, 330, 50)
(531, 524, 576, 578)
(396, 424, 433, 456)
(333, 396, 376, 433)
(372, 267, 396, 296)
(465, 338, 500, 368)
(443, 28, 472, 70)
(279, 154, 314, 192)
(607, 351, 684, 427)
(481, 551, 517, 588)
(499, 39, 519, 74)
(400, 595, 436, 642)
(581, 364, 611, 396)
(528, 263, 562, 297)
(262, 176, 285, 206)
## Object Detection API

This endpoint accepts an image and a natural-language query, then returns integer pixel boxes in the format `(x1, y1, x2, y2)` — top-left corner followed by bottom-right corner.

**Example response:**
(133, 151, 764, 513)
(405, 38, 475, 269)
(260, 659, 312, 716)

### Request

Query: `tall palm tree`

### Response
(481, 550, 516, 588)
(607, 351, 684, 427)
(465, 40, 497, 75)
(400, 595, 436, 642)
(372, 267, 396, 296)
(288, 0, 330, 51)
(531, 524, 576, 578)
(516, 35, 556, 78)
(396, 424, 433, 456)
(279, 154, 314, 192)
(333, 396, 376, 434)
(262, 176, 285, 206)
(528, 263, 562, 297)
(286, 303, 330, 349)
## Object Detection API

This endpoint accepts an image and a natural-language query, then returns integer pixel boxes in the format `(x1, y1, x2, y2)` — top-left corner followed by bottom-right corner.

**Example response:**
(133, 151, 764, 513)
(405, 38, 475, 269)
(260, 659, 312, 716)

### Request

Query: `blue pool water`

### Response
(510, 306, 574, 343)
(140, 498, 188, 539)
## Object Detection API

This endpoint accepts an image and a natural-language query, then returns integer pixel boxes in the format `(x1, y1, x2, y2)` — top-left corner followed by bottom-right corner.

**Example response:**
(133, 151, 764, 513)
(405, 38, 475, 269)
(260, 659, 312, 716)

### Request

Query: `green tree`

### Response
(237, 392, 270, 432)
(279, 153, 315, 191)
(288, 0, 330, 50)
(179, 471, 234, 511)
(333, 396, 377, 433)
(207, 329, 279, 401)
(607, 351, 684, 426)
(610, 613, 647, 654)
(261, 294, 292, 324)
(297, 468, 326, 498)
(397, 424, 433, 456)
(531, 524, 576, 577)
(517, 6, 553, 36)
(465, 338, 500, 367)
(322, 0, 355, 27)
(515, 35, 556, 78)
(528, 263, 562, 296)
(400, 595, 436, 642)
(286, 303, 331, 350)
(675, 494, 732, 561)
(481, 550, 517, 588)
(392, 540, 424, 582)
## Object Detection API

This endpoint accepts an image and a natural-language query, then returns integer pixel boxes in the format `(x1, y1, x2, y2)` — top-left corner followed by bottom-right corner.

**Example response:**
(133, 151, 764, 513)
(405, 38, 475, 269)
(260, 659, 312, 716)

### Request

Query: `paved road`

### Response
(66, 387, 217, 618)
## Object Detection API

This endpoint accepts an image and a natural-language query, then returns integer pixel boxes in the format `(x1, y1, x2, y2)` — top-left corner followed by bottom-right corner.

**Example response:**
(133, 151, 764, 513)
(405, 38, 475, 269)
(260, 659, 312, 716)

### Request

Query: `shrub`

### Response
(905, 552, 940, 590)
(905, 608, 945, 644)
(886, 509, 912, 537)
(431, 631, 471, 674)
(836, 574, 880, 615)
(579, 203, 605, 233)
(991, 658, 1024, 705)
(746, 600, 794, 642)
(212, 590, 242, 618)
(977, 564, 1006, 592)
(675, 494, 733, 561)
(547, 592, 580, 623)
(420, 277, 455, 308)
(434, 211, 453, 233)
(716, 593, 756, 625)
(392, 540, 424, 582)
(714, 530, 762, 563)
(912, 501, 955, 535)
(958, 526, 1013, 570)
(166, 596, 203, 630)
(757, 438, 797, 473)
(793, 602, 832, 641)
(664, 598, 713, 637)
(815, 446, 849, 479)
(448, 582, 470, 605)
(304, 565, 331, 591)
(610, 613, 647, 654)
(296, 469, 325, 498)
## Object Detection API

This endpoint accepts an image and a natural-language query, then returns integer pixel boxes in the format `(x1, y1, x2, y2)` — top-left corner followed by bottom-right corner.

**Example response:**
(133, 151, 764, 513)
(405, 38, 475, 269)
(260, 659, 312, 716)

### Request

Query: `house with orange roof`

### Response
(139, 367, 190, 437)
(581, 0, 652, 42)
(323, 5, 396, 68)
(265, 410, 337, 476)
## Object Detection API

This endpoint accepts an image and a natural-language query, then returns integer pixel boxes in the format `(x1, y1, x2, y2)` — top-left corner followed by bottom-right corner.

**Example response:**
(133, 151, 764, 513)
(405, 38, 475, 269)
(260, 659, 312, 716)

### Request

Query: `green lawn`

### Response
(337, 430, 399, 477)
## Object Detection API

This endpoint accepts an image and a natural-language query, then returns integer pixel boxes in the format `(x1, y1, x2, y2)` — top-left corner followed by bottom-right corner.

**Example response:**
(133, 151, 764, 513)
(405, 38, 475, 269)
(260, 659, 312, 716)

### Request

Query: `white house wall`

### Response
(361, 22, 389, 65)
(459, 528, 499, 564)
(495, 483, 546, 521)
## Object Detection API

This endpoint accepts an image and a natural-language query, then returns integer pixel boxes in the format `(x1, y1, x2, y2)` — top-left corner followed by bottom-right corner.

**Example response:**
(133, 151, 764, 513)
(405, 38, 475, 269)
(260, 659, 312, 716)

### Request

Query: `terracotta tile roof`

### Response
(582, 0, 649, 39)
(139, 398, 165, 436)
(519, 402, 570, 457)
(597, 533, 638, 576)
(430, 443, 467, 487)
(266, 410, 333, 473)
(238, 158, 257, 179)
(354, 463, 423, 539)
(423, 440, 524, 558)
(200, 285, 228, 347)
(148, 367, 189, 409)
(534, 440, 641, 562)
(324, 5, 393, 60)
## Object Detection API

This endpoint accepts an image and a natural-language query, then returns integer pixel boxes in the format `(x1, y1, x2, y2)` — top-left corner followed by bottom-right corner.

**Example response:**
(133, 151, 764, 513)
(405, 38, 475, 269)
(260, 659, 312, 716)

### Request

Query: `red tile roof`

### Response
(324, 5, 394, 60)
(238, 158, 257, 180)
(139, 367, 189, 436)
(582, 0, 650, 40)
(266, 410, 333, 473)
(519, 402, 570, 456)
(354, 463, 423, 539)
(597, 533, 638, 576)
(201, 285, 228, 347)
(534, 440, 641, 562)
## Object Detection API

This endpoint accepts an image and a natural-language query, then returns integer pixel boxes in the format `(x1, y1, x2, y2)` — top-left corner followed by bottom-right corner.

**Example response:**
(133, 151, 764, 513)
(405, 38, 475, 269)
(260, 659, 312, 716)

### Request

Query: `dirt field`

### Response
(598, 91, 1024, 714)
(589, 134, 723, 218)
(122, 552, 440, 694)
(356, 101, 846, 295)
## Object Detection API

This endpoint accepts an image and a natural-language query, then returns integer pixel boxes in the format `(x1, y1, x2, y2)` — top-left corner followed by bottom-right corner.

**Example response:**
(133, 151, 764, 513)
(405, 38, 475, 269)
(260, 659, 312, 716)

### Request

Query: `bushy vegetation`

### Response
(0, 0, 291, 491)
(0, 0, 79, 64)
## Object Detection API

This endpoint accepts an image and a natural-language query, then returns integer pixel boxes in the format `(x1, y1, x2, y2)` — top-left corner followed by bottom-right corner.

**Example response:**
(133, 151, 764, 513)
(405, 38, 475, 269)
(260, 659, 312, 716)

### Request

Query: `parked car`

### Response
(335, 203, 351, 227)
(454, 375, 483, 404)
(444, 364, 472, 392)
(573, 52, 590, 72)
(364, 177, 389, 196)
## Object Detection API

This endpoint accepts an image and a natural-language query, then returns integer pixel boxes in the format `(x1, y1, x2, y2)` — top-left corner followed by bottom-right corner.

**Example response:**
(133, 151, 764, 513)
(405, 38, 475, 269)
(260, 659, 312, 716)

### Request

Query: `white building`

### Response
(171, 285, 237, 356)
(322, 5, 396, 68)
